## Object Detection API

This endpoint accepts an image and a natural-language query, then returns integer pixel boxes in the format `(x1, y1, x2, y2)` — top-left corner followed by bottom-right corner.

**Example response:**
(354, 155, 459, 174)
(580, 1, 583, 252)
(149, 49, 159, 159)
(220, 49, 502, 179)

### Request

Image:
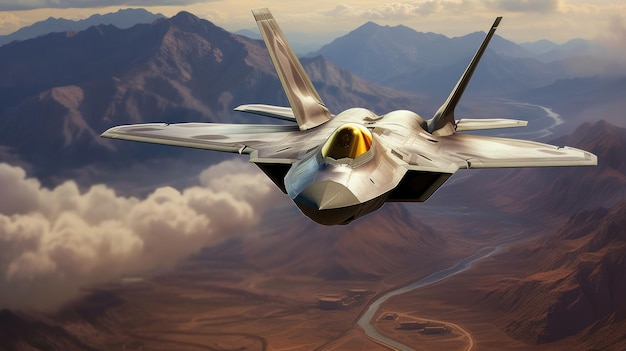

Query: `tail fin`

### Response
(428, 17, 502, 136)
(253, 8, 332, 131)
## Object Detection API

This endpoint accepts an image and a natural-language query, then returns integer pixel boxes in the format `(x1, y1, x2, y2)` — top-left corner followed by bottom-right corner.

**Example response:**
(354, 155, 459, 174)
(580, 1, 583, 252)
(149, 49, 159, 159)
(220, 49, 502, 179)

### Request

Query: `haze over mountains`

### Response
(0, 8, 164, 47)
(0, 8, 624, 350)
(309, 21, 621, 95)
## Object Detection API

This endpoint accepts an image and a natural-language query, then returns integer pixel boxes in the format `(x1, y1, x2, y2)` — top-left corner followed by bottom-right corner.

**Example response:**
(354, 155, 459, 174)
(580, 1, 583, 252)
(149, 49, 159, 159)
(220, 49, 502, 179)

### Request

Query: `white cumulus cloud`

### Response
(0, 160, 284, 311)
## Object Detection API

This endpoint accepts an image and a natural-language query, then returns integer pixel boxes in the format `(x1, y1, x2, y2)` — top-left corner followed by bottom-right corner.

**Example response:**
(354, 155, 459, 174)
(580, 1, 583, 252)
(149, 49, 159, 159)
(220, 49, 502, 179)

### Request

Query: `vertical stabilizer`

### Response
(253, 8, 332, 130)
(428, 17, 502, 136)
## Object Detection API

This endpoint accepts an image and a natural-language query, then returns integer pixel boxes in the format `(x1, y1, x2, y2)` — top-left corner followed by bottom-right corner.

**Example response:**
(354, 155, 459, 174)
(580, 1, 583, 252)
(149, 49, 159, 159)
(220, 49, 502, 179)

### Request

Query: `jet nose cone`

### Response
(295, 180, 360, 210)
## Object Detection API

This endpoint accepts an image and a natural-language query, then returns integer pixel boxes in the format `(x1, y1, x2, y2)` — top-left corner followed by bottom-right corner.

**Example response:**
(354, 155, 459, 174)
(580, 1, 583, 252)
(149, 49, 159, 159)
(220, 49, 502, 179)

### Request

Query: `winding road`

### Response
(357, 246, 503, 351)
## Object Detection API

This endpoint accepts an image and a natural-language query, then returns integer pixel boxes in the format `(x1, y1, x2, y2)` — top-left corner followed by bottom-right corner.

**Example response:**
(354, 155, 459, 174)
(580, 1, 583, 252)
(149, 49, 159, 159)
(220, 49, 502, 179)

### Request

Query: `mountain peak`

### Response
(352, 21, 383, 35)
(167, 10, 225, 37)
(171, 10, 200, 23)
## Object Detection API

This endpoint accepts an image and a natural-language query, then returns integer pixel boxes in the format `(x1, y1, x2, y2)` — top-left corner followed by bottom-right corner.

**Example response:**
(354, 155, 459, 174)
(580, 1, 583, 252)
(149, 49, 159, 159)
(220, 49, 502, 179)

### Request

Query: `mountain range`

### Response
(0, 11, 425, 189)
(0, 8, 164, 47)
(310, 21, 617, 95)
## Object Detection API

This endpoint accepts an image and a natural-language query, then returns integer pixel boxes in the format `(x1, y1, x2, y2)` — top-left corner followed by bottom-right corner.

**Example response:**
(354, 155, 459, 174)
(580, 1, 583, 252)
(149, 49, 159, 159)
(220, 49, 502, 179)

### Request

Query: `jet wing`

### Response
(101, 123, 307, 163)
(440, 134, 597, 169)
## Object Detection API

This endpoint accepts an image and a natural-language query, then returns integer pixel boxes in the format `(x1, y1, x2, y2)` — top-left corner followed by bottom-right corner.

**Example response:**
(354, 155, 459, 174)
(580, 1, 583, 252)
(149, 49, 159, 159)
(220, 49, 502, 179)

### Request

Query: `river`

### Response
(356, 246, 503, 351)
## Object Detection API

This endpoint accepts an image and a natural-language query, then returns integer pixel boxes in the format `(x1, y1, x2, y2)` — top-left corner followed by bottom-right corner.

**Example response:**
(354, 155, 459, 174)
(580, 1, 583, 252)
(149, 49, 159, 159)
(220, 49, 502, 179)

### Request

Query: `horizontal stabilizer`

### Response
(455, 118, 528, 132)
(235, 104, 297, 122)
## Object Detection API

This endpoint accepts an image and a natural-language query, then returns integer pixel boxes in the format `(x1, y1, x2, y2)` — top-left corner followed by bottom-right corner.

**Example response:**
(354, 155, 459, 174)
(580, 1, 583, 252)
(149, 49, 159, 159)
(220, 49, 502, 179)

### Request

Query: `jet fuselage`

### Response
(284, 108, 441, 225)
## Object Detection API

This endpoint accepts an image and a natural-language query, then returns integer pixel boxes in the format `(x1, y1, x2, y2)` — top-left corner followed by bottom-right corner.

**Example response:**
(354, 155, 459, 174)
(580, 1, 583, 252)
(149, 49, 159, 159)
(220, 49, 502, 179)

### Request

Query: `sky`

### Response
(0, 0, 624, 44)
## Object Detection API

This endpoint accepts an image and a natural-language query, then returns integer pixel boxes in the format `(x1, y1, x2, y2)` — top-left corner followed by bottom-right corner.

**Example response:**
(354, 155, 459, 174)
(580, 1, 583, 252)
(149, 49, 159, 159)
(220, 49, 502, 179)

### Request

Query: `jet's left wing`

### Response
(440, 134, 597, 169)
(101, 123, 307, 163)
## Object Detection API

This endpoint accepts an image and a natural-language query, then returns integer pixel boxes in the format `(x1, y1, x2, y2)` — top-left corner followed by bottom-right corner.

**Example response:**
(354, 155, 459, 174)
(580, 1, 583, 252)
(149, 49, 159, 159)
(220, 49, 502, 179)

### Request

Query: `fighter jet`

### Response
(102, 9, 597, 225)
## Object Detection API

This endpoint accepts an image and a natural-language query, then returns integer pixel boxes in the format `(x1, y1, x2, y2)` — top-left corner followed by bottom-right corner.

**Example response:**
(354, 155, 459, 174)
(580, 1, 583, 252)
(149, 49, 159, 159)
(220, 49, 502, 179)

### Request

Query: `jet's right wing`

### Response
(253, 8, 332, 130)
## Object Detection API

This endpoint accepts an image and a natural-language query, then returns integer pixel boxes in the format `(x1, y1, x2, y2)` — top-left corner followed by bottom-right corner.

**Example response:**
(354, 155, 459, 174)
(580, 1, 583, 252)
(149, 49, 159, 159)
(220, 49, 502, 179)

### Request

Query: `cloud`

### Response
(0, 160, 284, 311)
(605, 15, 626, 47)
(0, 0, 217, 11)
(487, 0, 560, 13)
(0, 12, 28, 33)
(321, 1, 474, 21)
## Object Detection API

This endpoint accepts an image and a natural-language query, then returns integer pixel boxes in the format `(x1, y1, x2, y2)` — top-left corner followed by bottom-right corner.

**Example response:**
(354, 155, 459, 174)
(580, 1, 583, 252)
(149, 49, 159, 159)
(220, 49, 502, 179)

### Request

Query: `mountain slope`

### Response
(310, 22, 449, 83)
(0, 309, 98, 350)
(475, 200, 626, 346)
(197, 203, 451, 281)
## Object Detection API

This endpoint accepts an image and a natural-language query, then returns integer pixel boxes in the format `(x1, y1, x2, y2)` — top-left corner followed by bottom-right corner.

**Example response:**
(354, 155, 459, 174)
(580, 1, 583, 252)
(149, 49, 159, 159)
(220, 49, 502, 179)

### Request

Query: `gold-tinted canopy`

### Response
(321, 123, 373, 160)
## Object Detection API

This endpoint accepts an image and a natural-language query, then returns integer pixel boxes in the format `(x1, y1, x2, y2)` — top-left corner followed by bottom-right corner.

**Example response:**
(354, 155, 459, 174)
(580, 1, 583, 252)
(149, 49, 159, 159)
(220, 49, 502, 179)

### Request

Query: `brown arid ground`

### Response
(99, 275, 386, 350)
(73, 261, 458, 351)
(376, 250, 583, 351)
(52, 209, 540, 351)
(58, 225, 520, 350)
(374, 312, 473, 351)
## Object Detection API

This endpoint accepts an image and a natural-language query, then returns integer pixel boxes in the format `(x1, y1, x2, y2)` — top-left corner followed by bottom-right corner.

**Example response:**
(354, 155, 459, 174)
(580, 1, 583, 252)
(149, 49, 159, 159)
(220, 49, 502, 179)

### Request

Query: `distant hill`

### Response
(520, 39, 560, 53)
(521, 38, 611, 62)
(309, 22, 450, 83)
(309, 21, 612, 95)
(521, 76, 626, 129)
(0, 8, 164, 47)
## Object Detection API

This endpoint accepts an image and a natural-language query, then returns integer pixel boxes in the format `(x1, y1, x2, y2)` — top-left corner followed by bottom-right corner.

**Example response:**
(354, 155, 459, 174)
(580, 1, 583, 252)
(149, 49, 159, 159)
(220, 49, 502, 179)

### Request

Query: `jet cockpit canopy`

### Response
(321, 123, 373, 161)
